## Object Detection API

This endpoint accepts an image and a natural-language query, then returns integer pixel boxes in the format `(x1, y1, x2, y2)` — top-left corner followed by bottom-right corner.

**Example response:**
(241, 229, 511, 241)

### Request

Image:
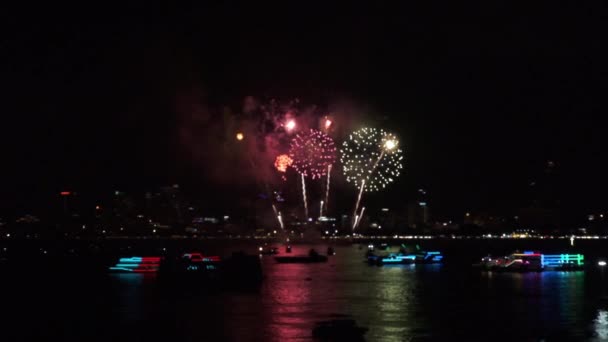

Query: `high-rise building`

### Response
(408, 189, 430, 228)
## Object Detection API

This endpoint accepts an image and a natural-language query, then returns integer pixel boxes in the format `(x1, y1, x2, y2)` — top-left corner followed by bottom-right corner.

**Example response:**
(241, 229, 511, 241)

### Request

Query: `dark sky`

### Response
(2, 3, 607, 221)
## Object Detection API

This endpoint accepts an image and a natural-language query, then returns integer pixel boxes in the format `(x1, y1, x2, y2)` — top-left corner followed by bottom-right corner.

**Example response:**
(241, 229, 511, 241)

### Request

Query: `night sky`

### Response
(2, 3, 607, 221)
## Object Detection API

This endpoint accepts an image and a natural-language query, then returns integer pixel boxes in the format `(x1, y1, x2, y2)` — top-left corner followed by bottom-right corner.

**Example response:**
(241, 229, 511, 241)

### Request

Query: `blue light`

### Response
(523, 251, 534, 254)
(109, 267, 134, 272)
(114, 263, 140, 267)
(119, 257, 142, 263)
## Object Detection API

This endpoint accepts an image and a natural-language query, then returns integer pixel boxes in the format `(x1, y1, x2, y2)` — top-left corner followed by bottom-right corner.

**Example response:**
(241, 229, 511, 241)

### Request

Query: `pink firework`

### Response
(274, 154, 293, 173)
(289, 129, 337, 179)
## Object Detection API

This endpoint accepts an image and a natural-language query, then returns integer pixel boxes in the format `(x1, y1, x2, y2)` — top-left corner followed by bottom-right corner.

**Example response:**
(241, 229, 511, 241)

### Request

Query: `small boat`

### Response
(258, 246, 279, 255)
(180, 253, 221, 272)
(275, 249, 328, 263)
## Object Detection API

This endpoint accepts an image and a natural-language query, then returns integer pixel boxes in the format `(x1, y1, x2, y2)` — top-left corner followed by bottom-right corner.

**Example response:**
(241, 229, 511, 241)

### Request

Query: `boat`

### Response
(475, 251, 584, 271)
(368, 253, 416, 265)
(108, 256, 162, 273)
(258, 245, 279, 255)
(179, 253, 221, 272)
(366, 244, 443, 265)
(275, 249, 328, 263)
(368, 251, 443, 265)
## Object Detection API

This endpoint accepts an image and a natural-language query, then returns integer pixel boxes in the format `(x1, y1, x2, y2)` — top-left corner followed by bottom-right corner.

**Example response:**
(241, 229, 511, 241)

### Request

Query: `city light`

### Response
(236, 132, 244, 141)
(324, 118, 332, 130)
(599, 260, 607, 267)
(60, 191, 71, 196)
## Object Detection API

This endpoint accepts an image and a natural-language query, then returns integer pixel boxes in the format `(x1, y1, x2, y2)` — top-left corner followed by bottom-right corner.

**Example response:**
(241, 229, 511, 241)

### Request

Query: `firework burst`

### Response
(340, 127, 404, 192)
(289, 129, 337, 180)
(341, 127, 404, 229)
(274, 154, 293, 173)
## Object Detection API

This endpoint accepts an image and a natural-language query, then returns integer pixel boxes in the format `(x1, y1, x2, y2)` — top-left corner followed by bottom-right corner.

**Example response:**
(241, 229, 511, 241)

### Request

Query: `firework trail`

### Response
(355, 206, 366, 230)
(272, 204, 284, 230)
(352, 179, 366, 229)
(319, 200, 324, 218)
(301, 174, 308, 220)
(323, 164, 332, 216)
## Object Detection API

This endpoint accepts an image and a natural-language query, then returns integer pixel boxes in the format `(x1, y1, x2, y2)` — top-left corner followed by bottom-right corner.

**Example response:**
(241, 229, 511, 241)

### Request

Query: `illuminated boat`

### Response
(371, 253, 416, 265)
(414, 251, 444, 264)
(367, 251, 443, 265)
(108, 256, 161, 273)
(476, 251, 584, 271)
(180, 253, 221, 272)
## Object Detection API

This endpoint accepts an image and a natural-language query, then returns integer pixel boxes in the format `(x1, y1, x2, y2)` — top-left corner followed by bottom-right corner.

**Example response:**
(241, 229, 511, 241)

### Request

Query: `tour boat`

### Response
(476, 251, 584, 271)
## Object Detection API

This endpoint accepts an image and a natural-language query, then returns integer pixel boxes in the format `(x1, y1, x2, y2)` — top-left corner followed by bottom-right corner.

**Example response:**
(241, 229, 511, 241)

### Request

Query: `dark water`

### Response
(2, 241, 608, 341)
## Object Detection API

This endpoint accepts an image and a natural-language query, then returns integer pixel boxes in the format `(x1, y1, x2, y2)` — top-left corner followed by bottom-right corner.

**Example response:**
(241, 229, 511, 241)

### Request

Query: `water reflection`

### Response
(37, 245, 603, 341)
(477, 271, 586, 339)
(110, 273, 156, 322)
(594, 310, 608, 341)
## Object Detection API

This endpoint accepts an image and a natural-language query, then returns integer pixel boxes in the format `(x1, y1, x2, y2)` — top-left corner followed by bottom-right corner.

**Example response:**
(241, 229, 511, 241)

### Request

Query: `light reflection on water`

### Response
(5, 244, 608, 341)
(594, 310, 608, 341)
(103, 246, 602, 341)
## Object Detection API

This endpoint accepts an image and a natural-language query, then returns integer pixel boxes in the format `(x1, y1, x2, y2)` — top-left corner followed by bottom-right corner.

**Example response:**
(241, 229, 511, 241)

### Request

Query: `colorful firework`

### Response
(340, 127, 404, 192)
(289, 129, 337, 180)
(341, 127, 404, 230)
(274, 154, 293, 173)
(284, 119, 296, 132)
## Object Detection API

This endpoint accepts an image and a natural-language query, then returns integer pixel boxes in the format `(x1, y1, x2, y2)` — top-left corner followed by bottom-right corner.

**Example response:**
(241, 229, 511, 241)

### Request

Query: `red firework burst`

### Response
(289, 129, 337, 179)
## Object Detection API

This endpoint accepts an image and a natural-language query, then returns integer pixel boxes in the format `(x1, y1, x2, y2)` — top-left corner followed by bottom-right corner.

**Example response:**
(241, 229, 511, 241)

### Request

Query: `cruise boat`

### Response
(476, 251, 584, 271)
